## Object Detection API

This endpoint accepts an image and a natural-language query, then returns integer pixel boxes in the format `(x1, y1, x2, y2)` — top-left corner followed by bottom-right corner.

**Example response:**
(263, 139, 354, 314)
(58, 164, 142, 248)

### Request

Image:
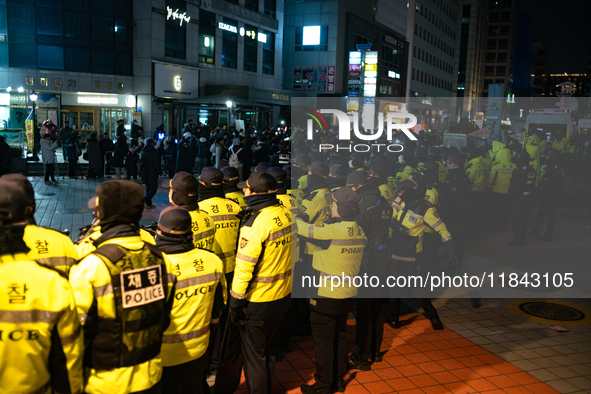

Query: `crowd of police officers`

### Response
(0, 126, 567, 394)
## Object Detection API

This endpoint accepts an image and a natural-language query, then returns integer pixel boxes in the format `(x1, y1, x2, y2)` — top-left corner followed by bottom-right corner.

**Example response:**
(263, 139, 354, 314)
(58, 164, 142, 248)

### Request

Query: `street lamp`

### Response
(29, 90, 39, 160)
(226, 100, 233, 127)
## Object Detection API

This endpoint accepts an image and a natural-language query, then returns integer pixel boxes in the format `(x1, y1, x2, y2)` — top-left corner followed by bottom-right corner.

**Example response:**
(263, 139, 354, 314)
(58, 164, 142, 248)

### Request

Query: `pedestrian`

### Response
(125, 146, 139, 180)
(131, 119, 143, 147)
(139, 137, 161, 209)
(116, 118, 126, 137)
(156, 206, 225, 394)
(59, 120, 73, 161)
(0, 135, 11, 176)
(99, 132, 115, 176)
(110, 133, 128, 179)
(42, 119, 58, 141)
(228, 137, 244, 180)
(296, 187, 367, 394)
(85, 132, 103, 179)
(69, 180, 176, 394)
(196, 134, 211, 174)
(176, 133, 192, 173)
(40, 132, 59, 185)
(230, 172, 292, 394)
(163, 136, 177, 178)
(507, 151, 537, 246)
(0, 180, 84, 394)
(65, 131, 80, 179)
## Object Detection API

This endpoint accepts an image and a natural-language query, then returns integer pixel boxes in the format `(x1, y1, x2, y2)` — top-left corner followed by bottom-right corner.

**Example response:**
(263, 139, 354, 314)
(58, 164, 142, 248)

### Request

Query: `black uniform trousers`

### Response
(353, 298, 384, 362)
(533, 196, 559, 237)
(239, 312, 284, 394)
(144, 176, 158, 205)
(161, 353, 209, 394)
(386, 258, 439, 322)
(489, 192, 509, 231)
(209, 271, 234, 372)
(421, 232, 440, 274)
(309, 310, 349, 390)
(511, 195, 534, 244)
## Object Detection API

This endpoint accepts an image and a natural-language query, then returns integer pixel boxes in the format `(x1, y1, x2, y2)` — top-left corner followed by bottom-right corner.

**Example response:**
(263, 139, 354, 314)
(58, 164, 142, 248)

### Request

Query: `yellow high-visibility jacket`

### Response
(396, 165, 416, 182)
(69, 236, 175, 394)
(0, 253, 84, 394)
(225, 190, 247, 210)
(75, 225, 155, 260)
(296, 217, 367, 299)
(465, 157, 487, 192)
(301, 187, 331, 255)
(188, 209, 216, 251)
(24, 224, 78, 275)
(198, 197, 242, 273)
(231, 203, 292, 303)
(488, 150, 516, 194)
(160, 247, 225, 366)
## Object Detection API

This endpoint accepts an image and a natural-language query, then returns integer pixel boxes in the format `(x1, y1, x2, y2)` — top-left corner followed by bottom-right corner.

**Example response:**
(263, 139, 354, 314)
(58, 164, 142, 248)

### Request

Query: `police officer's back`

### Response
(507, 151, 536, 246)
(1, 174, 78, 275)
(0, 181, 84, 394)
(69, 181, 176, 394)
(222, 166, 247, 210)
(156, 207, 225, 394)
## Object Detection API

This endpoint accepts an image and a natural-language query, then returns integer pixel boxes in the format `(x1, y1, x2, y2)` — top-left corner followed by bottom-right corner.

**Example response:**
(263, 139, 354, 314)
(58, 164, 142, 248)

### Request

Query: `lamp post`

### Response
(29, 90, 39, 160)
(226, 100, 233, 127)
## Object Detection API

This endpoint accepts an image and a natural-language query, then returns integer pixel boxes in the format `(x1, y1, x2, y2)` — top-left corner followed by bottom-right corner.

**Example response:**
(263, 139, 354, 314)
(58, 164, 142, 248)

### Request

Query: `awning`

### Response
(175, 94, 271, 110)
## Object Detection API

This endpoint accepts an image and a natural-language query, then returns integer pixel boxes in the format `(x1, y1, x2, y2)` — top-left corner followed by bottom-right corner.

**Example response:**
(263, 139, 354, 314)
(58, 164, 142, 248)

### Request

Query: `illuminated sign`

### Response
(349, 51, 362, 65)
(174, 76, 182, 89)
(258, 32, 267, 43)
(77, 96, 119, 105)
(167, 6, 191, 26)
(365, 64, 377, 72)
(218, 22, 237, 33)
(363, 52, 378, 97)
(303, 26, 321, 45)
(125, 95, 136, 107)
(388, 70, 400, 79)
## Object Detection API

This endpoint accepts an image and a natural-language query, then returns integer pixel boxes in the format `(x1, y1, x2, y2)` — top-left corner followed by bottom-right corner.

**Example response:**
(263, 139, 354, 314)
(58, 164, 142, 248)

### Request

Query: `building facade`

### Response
(0, 0, 288, 140)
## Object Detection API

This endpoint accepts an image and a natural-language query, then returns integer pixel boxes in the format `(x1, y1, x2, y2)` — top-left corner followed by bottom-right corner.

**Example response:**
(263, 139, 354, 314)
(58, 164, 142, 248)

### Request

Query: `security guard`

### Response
(222, 166, 247, 209)
(1, 174, 78, 274)
(69, 181, 176, 394)
(532, 150, 564, 241)
(487, 148, 516, 232)
(346, 171, 392, 370)
(507, 151, 537, 246)
(387, 173, 453, 330)
(230, 172, 292, 394)
(369, 163, 398, 205)
(162, 171, 216, 250)
(155, 206, 225, 394)
(296, 187, 367, 394)
(0, 181, 84, 394)
(439, 153, 470, 263)
(327, 163, 347, 191)
(197, 167, 242, 276)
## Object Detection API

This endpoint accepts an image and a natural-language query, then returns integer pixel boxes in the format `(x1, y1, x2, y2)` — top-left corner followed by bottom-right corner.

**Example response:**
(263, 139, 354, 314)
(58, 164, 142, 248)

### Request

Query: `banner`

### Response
(468, 127, 489, 138)
(509, 131, 526, 141)
(25, 109, 34, 153)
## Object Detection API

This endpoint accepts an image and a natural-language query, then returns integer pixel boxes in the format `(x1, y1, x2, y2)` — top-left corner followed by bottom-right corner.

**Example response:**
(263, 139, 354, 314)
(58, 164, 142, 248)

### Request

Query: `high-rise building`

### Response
(532, 39, 548, 97)
(482, 0, 518, 98)
(547, 73, 587, 98)
(586, 51, 591, 97)
(452, 0, 489, 118)
(406, 0, 458, 128)
(282, 0, 408, 98)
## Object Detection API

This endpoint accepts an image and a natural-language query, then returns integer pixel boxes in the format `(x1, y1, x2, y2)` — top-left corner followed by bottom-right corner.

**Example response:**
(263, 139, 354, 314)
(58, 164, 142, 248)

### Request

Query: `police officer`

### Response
(396, 151, 417, 182)
(0, 181, 84, 393)
(156, 206, 225, 394)
(230, 172, 292, 394)
(290, 153, 312, 195)
(198, 167, 242, 277)
(296, 187, 367, 394)
(69, 180, 176, 393)
(369, 163, 398, 205)
(465, 148, 486, 235)
(1, 173, 78, 274)
(507, 151, 537, 246)
(162, 171, 216, 250)
(327, 163, 347, 192)
(439, 153, 470, 263)
(387, 173, 453, 330)
(532, 150, 564, 241)
(487, 148, 515, 232)
(267, 167, 293, 209)
(222, 166, 247, 209)
(270, 140, 291, 167)
(418, 161, 444, 274)
(425, 146, 448, 184)
(347, 171, 393, 369)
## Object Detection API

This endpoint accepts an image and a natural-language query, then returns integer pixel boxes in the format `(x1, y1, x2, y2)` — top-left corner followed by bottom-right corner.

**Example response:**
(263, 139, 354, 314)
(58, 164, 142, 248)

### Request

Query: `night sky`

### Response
(519, 0, 591, 73)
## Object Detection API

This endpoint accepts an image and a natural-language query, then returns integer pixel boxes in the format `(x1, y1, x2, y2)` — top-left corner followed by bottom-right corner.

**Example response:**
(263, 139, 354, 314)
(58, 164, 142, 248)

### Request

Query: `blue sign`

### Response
(363, 98, 375, 104)
(356, 44, 372, 51)
(137, 106, 142, 112)
(348, 91, 360, 97)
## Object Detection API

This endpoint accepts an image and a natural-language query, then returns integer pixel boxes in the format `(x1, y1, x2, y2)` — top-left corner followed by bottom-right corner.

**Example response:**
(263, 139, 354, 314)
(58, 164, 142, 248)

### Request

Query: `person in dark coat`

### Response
(164, 137, 177, 178)
(176, 137, 192, 174)
(139, 138, 161, 209)
(86, 133, 103, 179)
(110, 133, 128, 179)
(99, 133, 115, 176)
(0, 135, 12, 176)
(65, 131, 80, 179)
(125, 147, 140, 181)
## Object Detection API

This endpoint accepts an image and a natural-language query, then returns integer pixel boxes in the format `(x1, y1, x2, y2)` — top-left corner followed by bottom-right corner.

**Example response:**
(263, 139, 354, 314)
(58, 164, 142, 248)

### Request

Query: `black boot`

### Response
(430, 315, 444, 330)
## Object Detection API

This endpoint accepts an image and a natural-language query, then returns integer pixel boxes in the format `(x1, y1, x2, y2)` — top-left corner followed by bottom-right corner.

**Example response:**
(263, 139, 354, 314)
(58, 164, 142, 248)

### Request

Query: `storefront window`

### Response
(199, 10, 216, 64)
